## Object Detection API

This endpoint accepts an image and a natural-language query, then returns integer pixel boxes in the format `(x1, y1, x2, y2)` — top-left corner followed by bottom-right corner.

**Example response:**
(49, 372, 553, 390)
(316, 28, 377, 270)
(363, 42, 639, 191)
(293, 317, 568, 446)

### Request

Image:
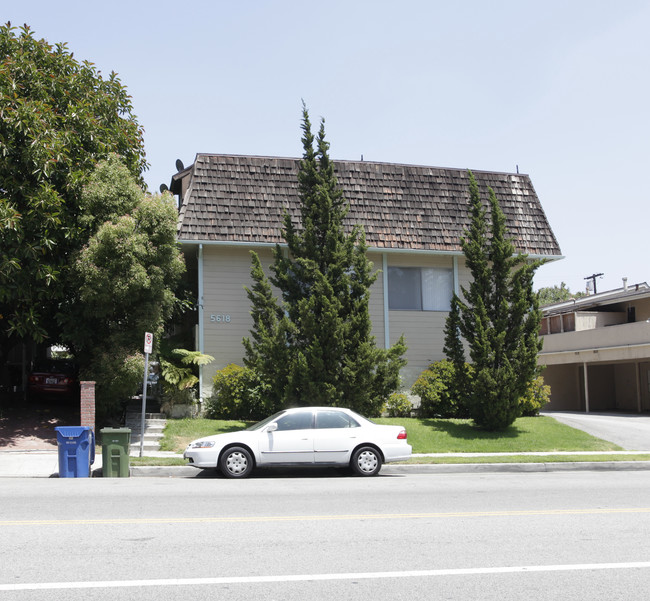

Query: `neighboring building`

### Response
(539, 281, 650, 412)
(172, 154, 561, 398)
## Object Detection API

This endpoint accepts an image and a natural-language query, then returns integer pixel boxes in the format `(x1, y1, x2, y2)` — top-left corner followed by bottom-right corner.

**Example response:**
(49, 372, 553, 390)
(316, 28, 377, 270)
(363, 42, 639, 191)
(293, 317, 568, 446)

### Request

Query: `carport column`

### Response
(582, 363, 590, 413)
(636, 362, 642, 413)
(80, 381, 96, 433)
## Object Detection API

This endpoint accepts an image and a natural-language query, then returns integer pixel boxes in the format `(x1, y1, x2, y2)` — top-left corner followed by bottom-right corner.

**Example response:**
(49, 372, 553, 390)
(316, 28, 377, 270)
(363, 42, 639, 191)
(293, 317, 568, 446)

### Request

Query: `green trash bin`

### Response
(101, 428, 131, 477)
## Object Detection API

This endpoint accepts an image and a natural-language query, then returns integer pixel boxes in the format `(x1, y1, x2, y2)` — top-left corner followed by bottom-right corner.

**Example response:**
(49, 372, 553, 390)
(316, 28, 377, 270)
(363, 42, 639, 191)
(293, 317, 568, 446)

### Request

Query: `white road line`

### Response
(2, 562, 650, 591)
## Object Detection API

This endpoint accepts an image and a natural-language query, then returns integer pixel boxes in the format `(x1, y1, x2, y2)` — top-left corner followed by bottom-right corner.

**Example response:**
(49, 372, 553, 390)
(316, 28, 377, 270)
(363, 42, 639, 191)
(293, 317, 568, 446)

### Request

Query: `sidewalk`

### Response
(0, 449, 178, 478)
(2, 449, 650, 478)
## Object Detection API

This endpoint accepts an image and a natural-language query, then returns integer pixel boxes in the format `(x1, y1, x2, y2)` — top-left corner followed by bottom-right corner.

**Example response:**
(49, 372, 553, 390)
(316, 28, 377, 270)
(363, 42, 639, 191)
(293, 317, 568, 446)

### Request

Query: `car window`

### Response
(274, 411, 314, 431)
(315, 410, 360, 429)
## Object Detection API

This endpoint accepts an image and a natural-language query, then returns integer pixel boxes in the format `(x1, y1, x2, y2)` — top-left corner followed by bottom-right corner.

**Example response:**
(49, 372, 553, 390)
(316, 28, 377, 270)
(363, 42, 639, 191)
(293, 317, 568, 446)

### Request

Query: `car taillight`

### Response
(397, 429, 407, 440)
(29, 375, 41, 383)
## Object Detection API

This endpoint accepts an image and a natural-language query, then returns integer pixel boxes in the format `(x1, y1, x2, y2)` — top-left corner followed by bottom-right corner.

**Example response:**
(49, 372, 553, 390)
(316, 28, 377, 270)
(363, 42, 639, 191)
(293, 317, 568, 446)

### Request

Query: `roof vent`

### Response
(623, 277, 628, 291)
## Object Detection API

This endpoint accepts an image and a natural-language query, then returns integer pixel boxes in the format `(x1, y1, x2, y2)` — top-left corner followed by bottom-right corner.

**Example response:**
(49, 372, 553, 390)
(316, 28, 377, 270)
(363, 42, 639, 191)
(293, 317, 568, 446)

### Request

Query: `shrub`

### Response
(411, 360, 471, 418)
(83, 350, 144, 422)
(385, 392, 412, 417)
(205, 364, 273, 421)
(519, 376, 551, 416)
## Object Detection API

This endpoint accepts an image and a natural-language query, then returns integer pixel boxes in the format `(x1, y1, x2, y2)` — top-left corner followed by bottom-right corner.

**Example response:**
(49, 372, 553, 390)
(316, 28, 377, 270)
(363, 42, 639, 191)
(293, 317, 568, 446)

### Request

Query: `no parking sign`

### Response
(140, 332, 153, 457)
(144, 332, 153, 354)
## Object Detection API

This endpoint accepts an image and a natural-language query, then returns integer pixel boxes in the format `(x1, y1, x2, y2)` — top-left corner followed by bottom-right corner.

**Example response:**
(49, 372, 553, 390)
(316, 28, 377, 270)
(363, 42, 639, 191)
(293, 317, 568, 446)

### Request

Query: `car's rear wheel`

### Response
(219, 447, 253, 478)
(351, 446, 381, 476)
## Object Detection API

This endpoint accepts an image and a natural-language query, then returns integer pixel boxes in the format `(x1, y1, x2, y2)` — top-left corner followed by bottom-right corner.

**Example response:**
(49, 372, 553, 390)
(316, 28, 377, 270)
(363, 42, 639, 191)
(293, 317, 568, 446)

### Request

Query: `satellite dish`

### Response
(175, 159, 185, 171)
(159, 183, 169, 193)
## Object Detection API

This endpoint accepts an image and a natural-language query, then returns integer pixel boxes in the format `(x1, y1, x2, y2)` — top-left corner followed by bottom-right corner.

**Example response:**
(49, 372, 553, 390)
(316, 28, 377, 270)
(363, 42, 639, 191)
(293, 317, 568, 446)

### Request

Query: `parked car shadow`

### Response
(191, 466, 402, 479)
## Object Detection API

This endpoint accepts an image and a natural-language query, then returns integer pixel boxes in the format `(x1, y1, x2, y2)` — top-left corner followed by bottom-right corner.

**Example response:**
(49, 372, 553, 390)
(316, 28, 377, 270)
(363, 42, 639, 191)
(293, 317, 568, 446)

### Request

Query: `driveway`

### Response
(0, 394, 79, 450)
(544, 412, 650, 451)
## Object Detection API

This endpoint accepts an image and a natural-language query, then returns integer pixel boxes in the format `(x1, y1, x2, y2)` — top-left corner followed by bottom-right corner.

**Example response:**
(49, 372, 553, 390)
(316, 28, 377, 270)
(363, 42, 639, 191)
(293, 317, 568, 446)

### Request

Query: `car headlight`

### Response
(190, 441, 216, 449)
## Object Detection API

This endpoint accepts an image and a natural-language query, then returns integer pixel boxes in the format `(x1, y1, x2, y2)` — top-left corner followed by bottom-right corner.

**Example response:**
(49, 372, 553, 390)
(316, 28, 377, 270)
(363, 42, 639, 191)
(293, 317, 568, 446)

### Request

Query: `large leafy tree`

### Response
(0, 23, 147, 354)
(243, 106, 406, 416)
(59, 156, 184, 416)
(537, 282, 585, 306)
(444, 171, 543, 430)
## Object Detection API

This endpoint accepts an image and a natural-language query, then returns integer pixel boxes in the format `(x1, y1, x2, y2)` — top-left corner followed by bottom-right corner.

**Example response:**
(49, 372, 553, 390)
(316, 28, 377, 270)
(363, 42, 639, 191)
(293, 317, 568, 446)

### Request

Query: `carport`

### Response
(539, 283, 650, 413)
(540, 347, 650, 413)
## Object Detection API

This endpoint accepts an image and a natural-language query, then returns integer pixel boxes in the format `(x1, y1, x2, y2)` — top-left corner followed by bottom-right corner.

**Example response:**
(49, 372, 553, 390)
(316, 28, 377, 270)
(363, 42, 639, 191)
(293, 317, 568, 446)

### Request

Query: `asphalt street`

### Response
(2, 471, 650, 600)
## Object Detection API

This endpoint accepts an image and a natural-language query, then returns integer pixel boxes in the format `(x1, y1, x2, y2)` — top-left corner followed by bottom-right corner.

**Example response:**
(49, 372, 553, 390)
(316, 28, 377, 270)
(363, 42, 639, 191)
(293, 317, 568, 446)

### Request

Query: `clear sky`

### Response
(6, 0, 650, 294)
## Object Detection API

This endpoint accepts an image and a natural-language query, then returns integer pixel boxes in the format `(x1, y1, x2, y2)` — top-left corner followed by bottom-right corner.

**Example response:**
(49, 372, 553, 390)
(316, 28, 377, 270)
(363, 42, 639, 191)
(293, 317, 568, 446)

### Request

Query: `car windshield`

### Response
(245, 411, 287, 431)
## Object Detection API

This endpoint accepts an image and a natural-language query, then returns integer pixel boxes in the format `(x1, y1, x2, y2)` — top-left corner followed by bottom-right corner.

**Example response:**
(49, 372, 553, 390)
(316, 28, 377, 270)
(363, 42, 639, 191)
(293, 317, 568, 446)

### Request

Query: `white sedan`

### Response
(184, 407, 412, 478)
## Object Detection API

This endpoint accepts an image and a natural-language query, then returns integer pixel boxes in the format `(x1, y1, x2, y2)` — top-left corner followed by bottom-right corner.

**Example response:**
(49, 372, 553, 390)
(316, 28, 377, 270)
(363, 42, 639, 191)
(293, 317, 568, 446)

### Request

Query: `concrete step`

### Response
(126, 411, 166, 421)
(125, 417, 166, 425)
(124, 410, 167, 452)
(125, 421, 165, 432)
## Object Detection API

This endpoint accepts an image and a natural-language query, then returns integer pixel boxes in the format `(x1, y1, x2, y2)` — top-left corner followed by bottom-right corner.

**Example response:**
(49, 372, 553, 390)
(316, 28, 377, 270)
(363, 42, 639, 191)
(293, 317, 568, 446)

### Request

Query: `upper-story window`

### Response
(388, 267, 453, 311)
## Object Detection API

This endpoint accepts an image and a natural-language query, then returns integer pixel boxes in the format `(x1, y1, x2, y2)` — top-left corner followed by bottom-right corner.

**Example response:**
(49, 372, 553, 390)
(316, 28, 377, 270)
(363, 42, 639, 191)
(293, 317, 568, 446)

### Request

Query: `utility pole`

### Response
(584, 273, 604, 294)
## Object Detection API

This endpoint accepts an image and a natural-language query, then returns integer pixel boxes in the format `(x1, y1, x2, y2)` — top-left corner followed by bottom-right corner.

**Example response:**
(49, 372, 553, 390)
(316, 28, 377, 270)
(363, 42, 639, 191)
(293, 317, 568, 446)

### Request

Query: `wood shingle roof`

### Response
(176, 154, 561, 257)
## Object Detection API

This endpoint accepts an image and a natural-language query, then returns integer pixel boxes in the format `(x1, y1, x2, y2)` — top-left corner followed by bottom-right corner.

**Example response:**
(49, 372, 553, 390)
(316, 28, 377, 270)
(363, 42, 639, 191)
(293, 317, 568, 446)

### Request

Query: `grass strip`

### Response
(127, 454, 650, 467)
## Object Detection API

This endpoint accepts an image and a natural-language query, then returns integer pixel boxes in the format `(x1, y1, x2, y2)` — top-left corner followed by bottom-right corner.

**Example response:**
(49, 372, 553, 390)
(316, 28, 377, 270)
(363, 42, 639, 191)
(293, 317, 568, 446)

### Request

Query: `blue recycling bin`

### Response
(55, 426, 95, 478)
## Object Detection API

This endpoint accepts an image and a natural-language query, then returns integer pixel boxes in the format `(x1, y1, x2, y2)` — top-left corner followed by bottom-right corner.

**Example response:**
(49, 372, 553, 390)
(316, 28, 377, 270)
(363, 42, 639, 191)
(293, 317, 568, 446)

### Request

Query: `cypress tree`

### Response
(243, 105, 406, 415)
(445, 171, 543, 430)
(242, 252, 294, 413)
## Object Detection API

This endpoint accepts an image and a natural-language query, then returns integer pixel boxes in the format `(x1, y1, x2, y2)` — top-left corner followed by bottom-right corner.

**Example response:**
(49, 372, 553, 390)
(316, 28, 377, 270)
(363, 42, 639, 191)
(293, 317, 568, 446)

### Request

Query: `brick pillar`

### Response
(80, 381, 96, 433)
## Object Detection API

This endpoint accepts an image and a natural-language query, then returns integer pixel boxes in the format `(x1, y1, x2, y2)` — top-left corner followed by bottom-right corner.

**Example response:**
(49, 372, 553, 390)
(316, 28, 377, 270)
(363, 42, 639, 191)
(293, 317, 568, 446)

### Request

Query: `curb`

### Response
(124, 461, 650, 478)
(385, 461, 650, 474)
(4, 457, 650, 478)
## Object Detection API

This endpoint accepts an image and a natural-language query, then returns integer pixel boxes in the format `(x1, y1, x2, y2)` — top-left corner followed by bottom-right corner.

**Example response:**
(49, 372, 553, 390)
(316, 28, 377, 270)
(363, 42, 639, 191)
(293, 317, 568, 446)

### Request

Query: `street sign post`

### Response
(140, 332, 153, 457)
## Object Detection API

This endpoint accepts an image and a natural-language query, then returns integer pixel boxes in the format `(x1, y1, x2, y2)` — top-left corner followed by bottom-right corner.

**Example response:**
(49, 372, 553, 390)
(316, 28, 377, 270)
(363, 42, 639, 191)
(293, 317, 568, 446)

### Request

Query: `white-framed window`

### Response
(387, 266, 453, 311)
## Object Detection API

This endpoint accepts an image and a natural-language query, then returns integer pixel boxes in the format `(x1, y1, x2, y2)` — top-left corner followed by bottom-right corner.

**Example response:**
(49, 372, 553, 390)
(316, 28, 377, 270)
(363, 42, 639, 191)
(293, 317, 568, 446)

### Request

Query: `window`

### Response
(275, 411, 314, 431)
(315, 410, 360, 429)
(388, 267, 453, 311)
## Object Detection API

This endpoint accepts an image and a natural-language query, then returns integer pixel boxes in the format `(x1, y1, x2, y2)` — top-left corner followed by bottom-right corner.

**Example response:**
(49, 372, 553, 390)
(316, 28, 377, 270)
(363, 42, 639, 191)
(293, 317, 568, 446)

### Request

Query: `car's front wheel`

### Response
(219, 447, 254, 478)
(351, 446, 381, 476)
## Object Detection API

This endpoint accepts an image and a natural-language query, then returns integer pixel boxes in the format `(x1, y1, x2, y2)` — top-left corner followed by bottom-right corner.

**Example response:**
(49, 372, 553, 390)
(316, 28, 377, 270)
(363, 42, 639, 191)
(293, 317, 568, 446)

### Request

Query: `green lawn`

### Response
(376, 416, 622, 453)
(159, 415, 622, 455)
(159, 418, 251, 452)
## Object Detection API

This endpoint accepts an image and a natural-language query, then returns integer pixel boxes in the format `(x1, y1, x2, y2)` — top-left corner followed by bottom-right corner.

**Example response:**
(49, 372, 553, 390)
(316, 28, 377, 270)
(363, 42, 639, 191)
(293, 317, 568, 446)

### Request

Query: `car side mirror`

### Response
(266, 422, 278, 433)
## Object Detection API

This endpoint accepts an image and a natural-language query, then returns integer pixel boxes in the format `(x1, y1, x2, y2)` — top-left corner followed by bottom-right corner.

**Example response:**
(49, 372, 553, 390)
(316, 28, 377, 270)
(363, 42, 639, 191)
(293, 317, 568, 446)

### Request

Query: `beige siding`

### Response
(199, 245, 468, 395)
(201, 246, 274, 394)
(389, 311, 449, 385)
(385, 254, 465, 386)
(367, 251, 385, 346)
